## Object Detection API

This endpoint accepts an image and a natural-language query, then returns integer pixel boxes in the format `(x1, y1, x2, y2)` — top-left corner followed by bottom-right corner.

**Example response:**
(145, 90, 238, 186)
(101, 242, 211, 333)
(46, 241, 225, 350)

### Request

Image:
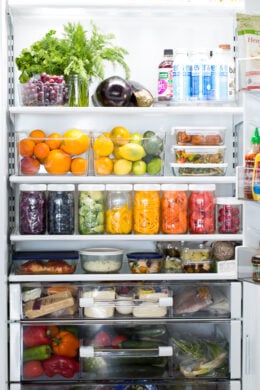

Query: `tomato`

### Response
(112, 335, 127, 348)
(94, 330, 111, 347)
(23, 360, 43, 378)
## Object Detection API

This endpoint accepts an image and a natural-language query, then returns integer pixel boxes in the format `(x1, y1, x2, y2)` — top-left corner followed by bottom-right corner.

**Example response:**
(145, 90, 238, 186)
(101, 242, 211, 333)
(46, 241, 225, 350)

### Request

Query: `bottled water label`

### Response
(173, 63, 191, 101)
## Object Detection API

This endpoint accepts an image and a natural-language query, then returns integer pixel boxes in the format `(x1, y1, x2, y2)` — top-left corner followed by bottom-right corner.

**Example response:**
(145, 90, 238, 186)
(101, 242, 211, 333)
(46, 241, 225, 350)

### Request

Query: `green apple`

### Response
(132, 160, 147, 175)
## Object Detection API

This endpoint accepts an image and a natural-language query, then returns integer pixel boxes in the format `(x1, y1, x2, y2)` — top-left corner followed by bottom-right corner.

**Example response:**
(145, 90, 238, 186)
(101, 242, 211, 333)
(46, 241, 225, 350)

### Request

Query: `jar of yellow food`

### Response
(106, 184, 133, 234)
(133, 184, 160, 234)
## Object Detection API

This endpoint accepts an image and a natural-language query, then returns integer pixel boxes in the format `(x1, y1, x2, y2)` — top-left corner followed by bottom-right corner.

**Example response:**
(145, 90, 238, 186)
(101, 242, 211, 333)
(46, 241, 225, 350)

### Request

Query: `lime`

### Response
(132, 160, 147, 175)
(113, 159, 132, 175)
(147, 157, 162, 175)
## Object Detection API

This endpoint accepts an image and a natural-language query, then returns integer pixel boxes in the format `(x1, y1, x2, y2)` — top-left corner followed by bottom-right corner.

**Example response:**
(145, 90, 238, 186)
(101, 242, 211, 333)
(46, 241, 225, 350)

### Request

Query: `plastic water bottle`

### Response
(190, 49, 211, 101)
(211, 48, 229, 101)
(172, 48, 191, 102)
(158, 49, 173, 101)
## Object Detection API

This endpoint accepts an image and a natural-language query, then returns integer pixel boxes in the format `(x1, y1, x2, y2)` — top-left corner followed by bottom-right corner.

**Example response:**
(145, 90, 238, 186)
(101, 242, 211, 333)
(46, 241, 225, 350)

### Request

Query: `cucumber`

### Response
(119, 325, 166, 339)
(119, 339, 163, 349)
(105, 364, 166, 378)
(107, 356, 168, 367)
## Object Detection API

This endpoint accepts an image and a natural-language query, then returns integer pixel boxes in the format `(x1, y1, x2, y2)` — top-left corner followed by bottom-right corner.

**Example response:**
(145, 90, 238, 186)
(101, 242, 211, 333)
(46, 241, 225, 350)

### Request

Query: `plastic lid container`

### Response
(189, 184, 216, 192)
(20, 184, 47, 191)
(80, 248, 124, 274)
(161, 184, 188, 191)
(48, 184, 75, 191)
(106, 184, 132, 191)
(134, 184, 160, 191)
(78, 184, 105, 191)
(127, 252, 163, 274)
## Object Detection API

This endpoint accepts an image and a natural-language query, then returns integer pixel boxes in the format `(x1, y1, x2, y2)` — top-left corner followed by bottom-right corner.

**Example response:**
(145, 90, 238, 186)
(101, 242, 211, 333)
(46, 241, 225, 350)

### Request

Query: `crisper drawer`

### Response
(9, 381, 241, 390)
(9, 281, 241, 321)
(9, 321, 241, 382)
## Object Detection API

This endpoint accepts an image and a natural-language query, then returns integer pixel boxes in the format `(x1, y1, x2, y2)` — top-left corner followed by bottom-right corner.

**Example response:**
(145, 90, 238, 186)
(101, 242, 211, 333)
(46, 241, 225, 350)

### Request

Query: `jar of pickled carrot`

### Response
(106, 184, 133, 234)
(161, 184, 188, 234)
(133, 184, 160, 234)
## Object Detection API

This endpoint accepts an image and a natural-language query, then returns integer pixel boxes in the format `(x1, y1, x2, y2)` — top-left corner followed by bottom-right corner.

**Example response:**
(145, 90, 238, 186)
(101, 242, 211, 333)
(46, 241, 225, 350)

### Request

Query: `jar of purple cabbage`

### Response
(19, 184, 47, 234)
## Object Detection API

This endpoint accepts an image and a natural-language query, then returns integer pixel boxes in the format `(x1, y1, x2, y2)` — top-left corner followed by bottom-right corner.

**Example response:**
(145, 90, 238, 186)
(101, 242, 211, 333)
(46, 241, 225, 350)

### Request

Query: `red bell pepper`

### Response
(42, 355, 79, 378)
(23, 325, 51, 348)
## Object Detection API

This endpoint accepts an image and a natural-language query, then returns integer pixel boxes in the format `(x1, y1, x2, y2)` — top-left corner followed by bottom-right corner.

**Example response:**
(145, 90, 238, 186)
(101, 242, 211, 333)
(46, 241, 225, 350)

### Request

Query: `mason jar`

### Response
(106, 184, 133, 234)
(133, 184, 160, 234)
(78, 184, 105, 234)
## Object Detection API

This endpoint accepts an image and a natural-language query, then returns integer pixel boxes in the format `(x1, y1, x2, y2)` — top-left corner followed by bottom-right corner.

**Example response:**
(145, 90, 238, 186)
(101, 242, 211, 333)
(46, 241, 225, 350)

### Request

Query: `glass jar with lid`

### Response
(47, 184, 75, 235)
(252, 255, 260, 282)
(106, 184, 133, 234)
(78, 184, 105, 235)
(161, 184, 188, 234)
(133, 184, 160, 234)
(188, 184, 216, 234)
(19, 184, 47, 235)
(216, 197, 242, 234)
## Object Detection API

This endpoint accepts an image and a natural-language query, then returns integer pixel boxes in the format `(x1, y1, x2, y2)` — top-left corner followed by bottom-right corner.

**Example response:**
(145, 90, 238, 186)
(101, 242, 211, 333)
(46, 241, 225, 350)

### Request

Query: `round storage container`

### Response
(80, 247, 124, 273)
(216, 197, 242, 234)
(161, 184, 188, 234)
(106, 184, 133, 234)
(127, 252, 163, 273)
(78, 184, 105, 234)
(133, 184, 160, 234)
(188, 184, 216, 234)
(19, 184, 47, 235)
(47, 184, 75, 235)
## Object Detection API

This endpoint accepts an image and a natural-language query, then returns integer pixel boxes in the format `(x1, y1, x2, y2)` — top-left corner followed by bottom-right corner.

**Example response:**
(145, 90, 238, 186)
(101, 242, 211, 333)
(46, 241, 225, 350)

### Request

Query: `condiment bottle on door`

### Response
(244, 127, 260, 200)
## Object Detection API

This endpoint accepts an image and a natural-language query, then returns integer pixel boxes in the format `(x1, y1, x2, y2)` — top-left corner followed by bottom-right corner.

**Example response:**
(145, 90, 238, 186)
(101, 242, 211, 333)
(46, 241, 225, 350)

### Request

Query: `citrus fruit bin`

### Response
(93, 127, 165, 176)
(16, 129, 91, 176)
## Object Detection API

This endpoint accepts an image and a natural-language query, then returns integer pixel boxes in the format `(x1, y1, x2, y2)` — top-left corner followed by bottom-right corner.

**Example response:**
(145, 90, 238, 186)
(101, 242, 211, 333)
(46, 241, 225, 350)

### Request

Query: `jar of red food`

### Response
(188, 184, 216, 234)
(216, 197, 242, 234)
(161, 184, 188, 234)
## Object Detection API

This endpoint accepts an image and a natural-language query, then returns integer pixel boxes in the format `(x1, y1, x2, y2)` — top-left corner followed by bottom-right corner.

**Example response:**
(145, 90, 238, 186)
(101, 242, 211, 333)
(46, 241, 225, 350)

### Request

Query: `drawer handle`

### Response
(79, 297, 173, 307)
(80, 345, 173, 358)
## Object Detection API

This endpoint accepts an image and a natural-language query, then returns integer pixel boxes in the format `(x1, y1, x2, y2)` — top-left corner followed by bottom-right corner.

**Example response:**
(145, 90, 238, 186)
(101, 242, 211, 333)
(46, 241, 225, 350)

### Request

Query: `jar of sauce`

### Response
(252, 255, 260, 282)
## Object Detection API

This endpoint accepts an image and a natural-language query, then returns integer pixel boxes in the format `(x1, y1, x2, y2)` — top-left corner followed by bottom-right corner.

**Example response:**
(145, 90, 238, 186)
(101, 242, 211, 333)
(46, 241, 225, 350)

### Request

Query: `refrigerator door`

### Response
(242, 280, 260, 390)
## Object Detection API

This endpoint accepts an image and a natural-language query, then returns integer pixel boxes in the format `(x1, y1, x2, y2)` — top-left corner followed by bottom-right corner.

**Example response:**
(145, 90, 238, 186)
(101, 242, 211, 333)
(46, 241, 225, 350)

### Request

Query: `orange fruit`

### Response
(61, 129, 90, 155)
(44, 149, 71, 175)
(19, 138, 35, 157)
(71, 157, 88, 175)
(45, 132, 62, 150)
(110, 126, 130, 146)
(34, 142, 50, 162)
(93, 135, 114, 157)
(94, 156, 113, 175)
(20, 156, 40, 175)
(29, 129, 47, 144)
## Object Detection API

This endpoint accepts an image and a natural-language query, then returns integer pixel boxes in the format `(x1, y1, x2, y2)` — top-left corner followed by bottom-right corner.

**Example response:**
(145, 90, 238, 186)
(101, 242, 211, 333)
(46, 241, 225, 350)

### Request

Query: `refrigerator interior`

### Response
(1, 0, 260, 390)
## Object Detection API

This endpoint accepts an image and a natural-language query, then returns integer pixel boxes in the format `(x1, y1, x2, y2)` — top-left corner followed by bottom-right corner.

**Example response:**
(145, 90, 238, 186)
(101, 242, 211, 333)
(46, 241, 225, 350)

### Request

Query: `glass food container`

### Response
(80, 247, 124, 273)
(216, 197, 242, 234)
(78, 184, 105, 234)
(133, 184, 160, 234)
(19, 184, 47, 235)
(47, 184, 75, 235)
(188, 184, 216, 234)
(127, 252, 163, 273)
(252, 255, 260, 282)
(161, 184, 188, 234)
(106, 184, 133, 234)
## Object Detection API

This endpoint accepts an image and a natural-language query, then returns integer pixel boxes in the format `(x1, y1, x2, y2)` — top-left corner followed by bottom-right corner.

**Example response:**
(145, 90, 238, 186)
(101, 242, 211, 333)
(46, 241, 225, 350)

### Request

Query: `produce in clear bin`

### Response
(18, 128, 90, 175)
(93, 127, 164, 176)
(171, 336, 228, 377)
(22, 325, 80, 379)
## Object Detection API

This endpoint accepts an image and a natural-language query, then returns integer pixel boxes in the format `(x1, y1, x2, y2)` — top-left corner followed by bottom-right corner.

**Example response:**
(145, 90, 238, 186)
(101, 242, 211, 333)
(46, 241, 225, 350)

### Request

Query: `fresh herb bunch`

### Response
(16, 22, 130, 83)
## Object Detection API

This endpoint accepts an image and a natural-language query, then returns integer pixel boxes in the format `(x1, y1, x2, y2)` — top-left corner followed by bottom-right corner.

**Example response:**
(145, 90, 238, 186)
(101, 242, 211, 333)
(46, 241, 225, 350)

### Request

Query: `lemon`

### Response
(118, 143, 146, 161)
(130, 133, 143, 145)
(113, 159, 132, 175)
(93, 135, 114, 157)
